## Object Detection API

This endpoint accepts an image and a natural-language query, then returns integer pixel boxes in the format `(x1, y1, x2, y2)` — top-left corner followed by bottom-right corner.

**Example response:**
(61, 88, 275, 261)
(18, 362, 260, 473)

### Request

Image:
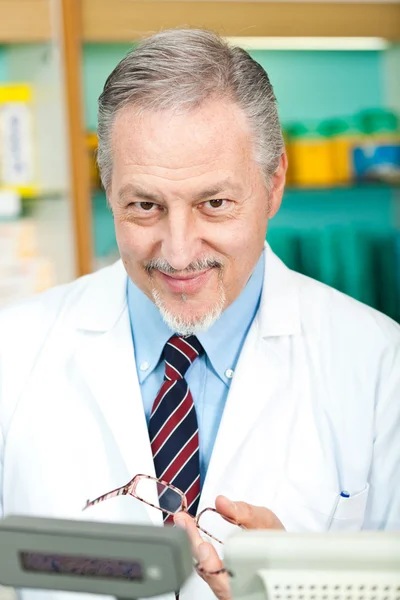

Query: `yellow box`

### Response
(330, 136, 357, 185)
(0, 83, 32, 103)
(289, 138, 335, 187)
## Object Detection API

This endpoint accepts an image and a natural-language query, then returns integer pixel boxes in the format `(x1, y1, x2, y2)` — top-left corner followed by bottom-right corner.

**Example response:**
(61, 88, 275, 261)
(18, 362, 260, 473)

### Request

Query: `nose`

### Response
(161, 208, 202, 271)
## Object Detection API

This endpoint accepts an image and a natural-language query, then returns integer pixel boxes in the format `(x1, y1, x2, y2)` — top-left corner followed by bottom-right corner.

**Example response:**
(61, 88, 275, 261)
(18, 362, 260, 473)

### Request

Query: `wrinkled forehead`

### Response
(110, 99, 256, 176)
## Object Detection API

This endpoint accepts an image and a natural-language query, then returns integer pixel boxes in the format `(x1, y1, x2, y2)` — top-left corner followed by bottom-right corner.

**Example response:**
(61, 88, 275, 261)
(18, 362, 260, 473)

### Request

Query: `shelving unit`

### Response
(0, 0, 91, 286)
(2, 40, 77, 287)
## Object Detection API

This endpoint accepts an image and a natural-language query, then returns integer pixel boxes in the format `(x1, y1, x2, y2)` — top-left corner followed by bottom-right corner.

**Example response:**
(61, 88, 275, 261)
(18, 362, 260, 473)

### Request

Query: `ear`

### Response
(268, 152, 288, 218)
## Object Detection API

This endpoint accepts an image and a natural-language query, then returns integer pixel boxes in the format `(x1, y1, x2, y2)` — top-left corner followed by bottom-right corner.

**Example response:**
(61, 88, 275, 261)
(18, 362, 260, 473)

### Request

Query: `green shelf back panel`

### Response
(0, 46, 8, 80)
(250, 50, 384, 123)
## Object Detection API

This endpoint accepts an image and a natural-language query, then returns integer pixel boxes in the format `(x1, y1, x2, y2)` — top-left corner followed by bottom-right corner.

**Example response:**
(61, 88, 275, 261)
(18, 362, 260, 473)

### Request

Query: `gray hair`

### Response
(97, 28, 284, 191)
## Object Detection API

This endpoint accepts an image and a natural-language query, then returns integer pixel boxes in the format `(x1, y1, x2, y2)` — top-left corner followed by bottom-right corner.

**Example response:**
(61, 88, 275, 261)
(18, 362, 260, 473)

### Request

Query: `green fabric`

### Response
(372, 233, 400, 321)
(265, 229, 301, 272)
(267, 227, 400, 322)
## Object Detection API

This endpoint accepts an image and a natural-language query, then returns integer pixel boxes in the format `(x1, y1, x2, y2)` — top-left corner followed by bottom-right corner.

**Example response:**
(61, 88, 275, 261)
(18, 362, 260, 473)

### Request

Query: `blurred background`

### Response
(0, 0, 399, 324)
(0, 1, 399, 597)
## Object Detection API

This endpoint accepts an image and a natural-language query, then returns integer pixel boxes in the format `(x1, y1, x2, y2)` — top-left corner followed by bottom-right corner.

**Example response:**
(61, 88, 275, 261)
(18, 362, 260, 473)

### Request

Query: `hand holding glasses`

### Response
(84, 473, 244, 576)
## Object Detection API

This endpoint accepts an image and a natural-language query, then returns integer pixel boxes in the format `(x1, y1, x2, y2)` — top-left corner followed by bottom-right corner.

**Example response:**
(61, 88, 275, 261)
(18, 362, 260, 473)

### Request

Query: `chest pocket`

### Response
(273, 480, 370, 532)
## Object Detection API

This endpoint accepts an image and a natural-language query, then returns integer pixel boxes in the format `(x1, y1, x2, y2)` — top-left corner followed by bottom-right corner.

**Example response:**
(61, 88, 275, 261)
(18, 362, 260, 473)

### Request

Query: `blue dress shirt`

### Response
(127, 251, 265, 486)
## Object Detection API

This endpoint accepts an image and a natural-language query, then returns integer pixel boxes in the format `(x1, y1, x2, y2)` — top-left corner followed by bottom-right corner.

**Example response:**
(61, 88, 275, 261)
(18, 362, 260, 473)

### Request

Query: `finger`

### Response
(195, 542, 232, 600)
(215, 495, 284, 529)
(174, 512, 203, 554)
(174, 513, 232, 600)
(174, 512, 221, 564)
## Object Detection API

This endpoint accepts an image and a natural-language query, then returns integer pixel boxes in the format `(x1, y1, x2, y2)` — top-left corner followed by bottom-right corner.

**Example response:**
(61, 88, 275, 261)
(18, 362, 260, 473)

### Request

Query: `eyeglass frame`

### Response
(84, 473, 243, 576)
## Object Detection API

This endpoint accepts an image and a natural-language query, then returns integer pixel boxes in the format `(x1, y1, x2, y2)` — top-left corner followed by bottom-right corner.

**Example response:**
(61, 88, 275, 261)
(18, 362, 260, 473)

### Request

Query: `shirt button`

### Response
(225, 368, 234, 379)
(140, 361, 150, 371)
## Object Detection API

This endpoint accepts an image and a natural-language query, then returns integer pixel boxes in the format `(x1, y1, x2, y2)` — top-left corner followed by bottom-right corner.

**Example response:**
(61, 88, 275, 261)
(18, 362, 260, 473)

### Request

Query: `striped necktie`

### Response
(149, 335, 204, 522)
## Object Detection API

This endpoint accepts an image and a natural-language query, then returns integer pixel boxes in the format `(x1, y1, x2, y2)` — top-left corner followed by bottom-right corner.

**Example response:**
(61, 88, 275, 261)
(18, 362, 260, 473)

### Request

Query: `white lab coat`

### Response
(0, 245, 399, 600)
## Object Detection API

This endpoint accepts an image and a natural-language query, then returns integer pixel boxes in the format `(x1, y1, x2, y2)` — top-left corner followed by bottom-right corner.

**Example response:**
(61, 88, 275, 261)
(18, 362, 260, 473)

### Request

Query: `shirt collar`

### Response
(196, 251, 264, 384)
(127, 281, 172, 384)
(127, 250, 265, 385)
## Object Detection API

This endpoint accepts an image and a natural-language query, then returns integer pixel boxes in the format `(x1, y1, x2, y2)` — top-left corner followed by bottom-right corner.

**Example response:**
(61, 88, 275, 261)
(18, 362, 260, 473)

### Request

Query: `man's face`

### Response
(109, 98, 286, 334)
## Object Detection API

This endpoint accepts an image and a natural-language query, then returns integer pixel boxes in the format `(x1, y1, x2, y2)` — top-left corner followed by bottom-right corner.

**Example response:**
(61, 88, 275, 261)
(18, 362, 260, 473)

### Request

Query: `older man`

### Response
(0, 29, 399, 600)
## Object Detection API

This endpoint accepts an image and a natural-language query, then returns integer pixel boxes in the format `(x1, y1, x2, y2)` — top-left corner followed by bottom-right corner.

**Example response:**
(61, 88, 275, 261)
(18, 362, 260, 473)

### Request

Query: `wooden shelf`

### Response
(1, 0, 399, 44)
(81, 1, 400, 42)
(0, 0, 51, 43)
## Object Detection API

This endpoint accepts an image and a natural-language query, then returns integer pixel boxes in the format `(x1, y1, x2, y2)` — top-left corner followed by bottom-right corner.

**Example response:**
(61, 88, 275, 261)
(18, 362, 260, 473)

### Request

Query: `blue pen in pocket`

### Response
(327, 490, 350, 529)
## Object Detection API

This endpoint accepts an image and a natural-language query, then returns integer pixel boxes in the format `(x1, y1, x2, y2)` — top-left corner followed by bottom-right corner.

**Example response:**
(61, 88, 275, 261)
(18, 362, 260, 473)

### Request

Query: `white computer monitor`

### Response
(224, 530, 400, 600)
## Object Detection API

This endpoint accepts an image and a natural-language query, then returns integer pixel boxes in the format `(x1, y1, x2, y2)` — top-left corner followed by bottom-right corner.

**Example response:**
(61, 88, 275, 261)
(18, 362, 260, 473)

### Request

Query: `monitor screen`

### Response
(19, 551, 143, 581)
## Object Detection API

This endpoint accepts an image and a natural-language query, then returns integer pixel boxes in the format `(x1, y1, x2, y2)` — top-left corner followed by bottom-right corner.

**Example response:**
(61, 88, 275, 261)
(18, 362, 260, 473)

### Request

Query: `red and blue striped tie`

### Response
(149, 335, 204, 522)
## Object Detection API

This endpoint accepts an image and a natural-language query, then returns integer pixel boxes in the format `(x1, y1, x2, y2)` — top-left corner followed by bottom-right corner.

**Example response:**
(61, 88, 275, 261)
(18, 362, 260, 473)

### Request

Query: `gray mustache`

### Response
(144, 258, 223, 275)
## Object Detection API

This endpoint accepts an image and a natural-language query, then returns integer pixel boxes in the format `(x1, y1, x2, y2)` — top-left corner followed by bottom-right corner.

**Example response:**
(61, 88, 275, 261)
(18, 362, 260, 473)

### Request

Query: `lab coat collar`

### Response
(73, 243, 300, 338)
(258, 243, 301, 338)
(74, 260, 128, 332)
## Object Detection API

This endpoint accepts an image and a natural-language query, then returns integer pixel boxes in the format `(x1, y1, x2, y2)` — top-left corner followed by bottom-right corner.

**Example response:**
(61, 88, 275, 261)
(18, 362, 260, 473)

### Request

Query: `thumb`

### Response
(215, 495, 284, 530)
(214, 495, 238, 522)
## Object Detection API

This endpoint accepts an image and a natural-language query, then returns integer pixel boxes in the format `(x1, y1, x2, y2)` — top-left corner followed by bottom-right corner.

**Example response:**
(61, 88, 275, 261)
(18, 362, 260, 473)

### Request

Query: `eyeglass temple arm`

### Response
(84, 485, 131, 509)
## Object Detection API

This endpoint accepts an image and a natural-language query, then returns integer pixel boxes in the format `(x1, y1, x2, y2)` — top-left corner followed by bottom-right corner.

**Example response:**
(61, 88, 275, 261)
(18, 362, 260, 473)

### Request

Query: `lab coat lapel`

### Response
(199, 246, 302, 509)
(199, 320, 282, 505)
(74, 315, 156, 479)
(71, 262, 159, 524)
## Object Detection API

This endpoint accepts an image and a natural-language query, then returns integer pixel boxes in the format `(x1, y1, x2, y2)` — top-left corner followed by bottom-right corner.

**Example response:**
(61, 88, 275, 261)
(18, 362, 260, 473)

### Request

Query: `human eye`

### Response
(136, 201, 158, 212)
(203, 199, 230, 210)
(127, 201, 162, 214)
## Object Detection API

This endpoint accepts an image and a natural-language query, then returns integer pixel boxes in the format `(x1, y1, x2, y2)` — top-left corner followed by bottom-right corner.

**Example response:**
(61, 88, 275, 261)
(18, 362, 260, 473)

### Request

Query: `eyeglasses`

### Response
(84, 473, 243, 576)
